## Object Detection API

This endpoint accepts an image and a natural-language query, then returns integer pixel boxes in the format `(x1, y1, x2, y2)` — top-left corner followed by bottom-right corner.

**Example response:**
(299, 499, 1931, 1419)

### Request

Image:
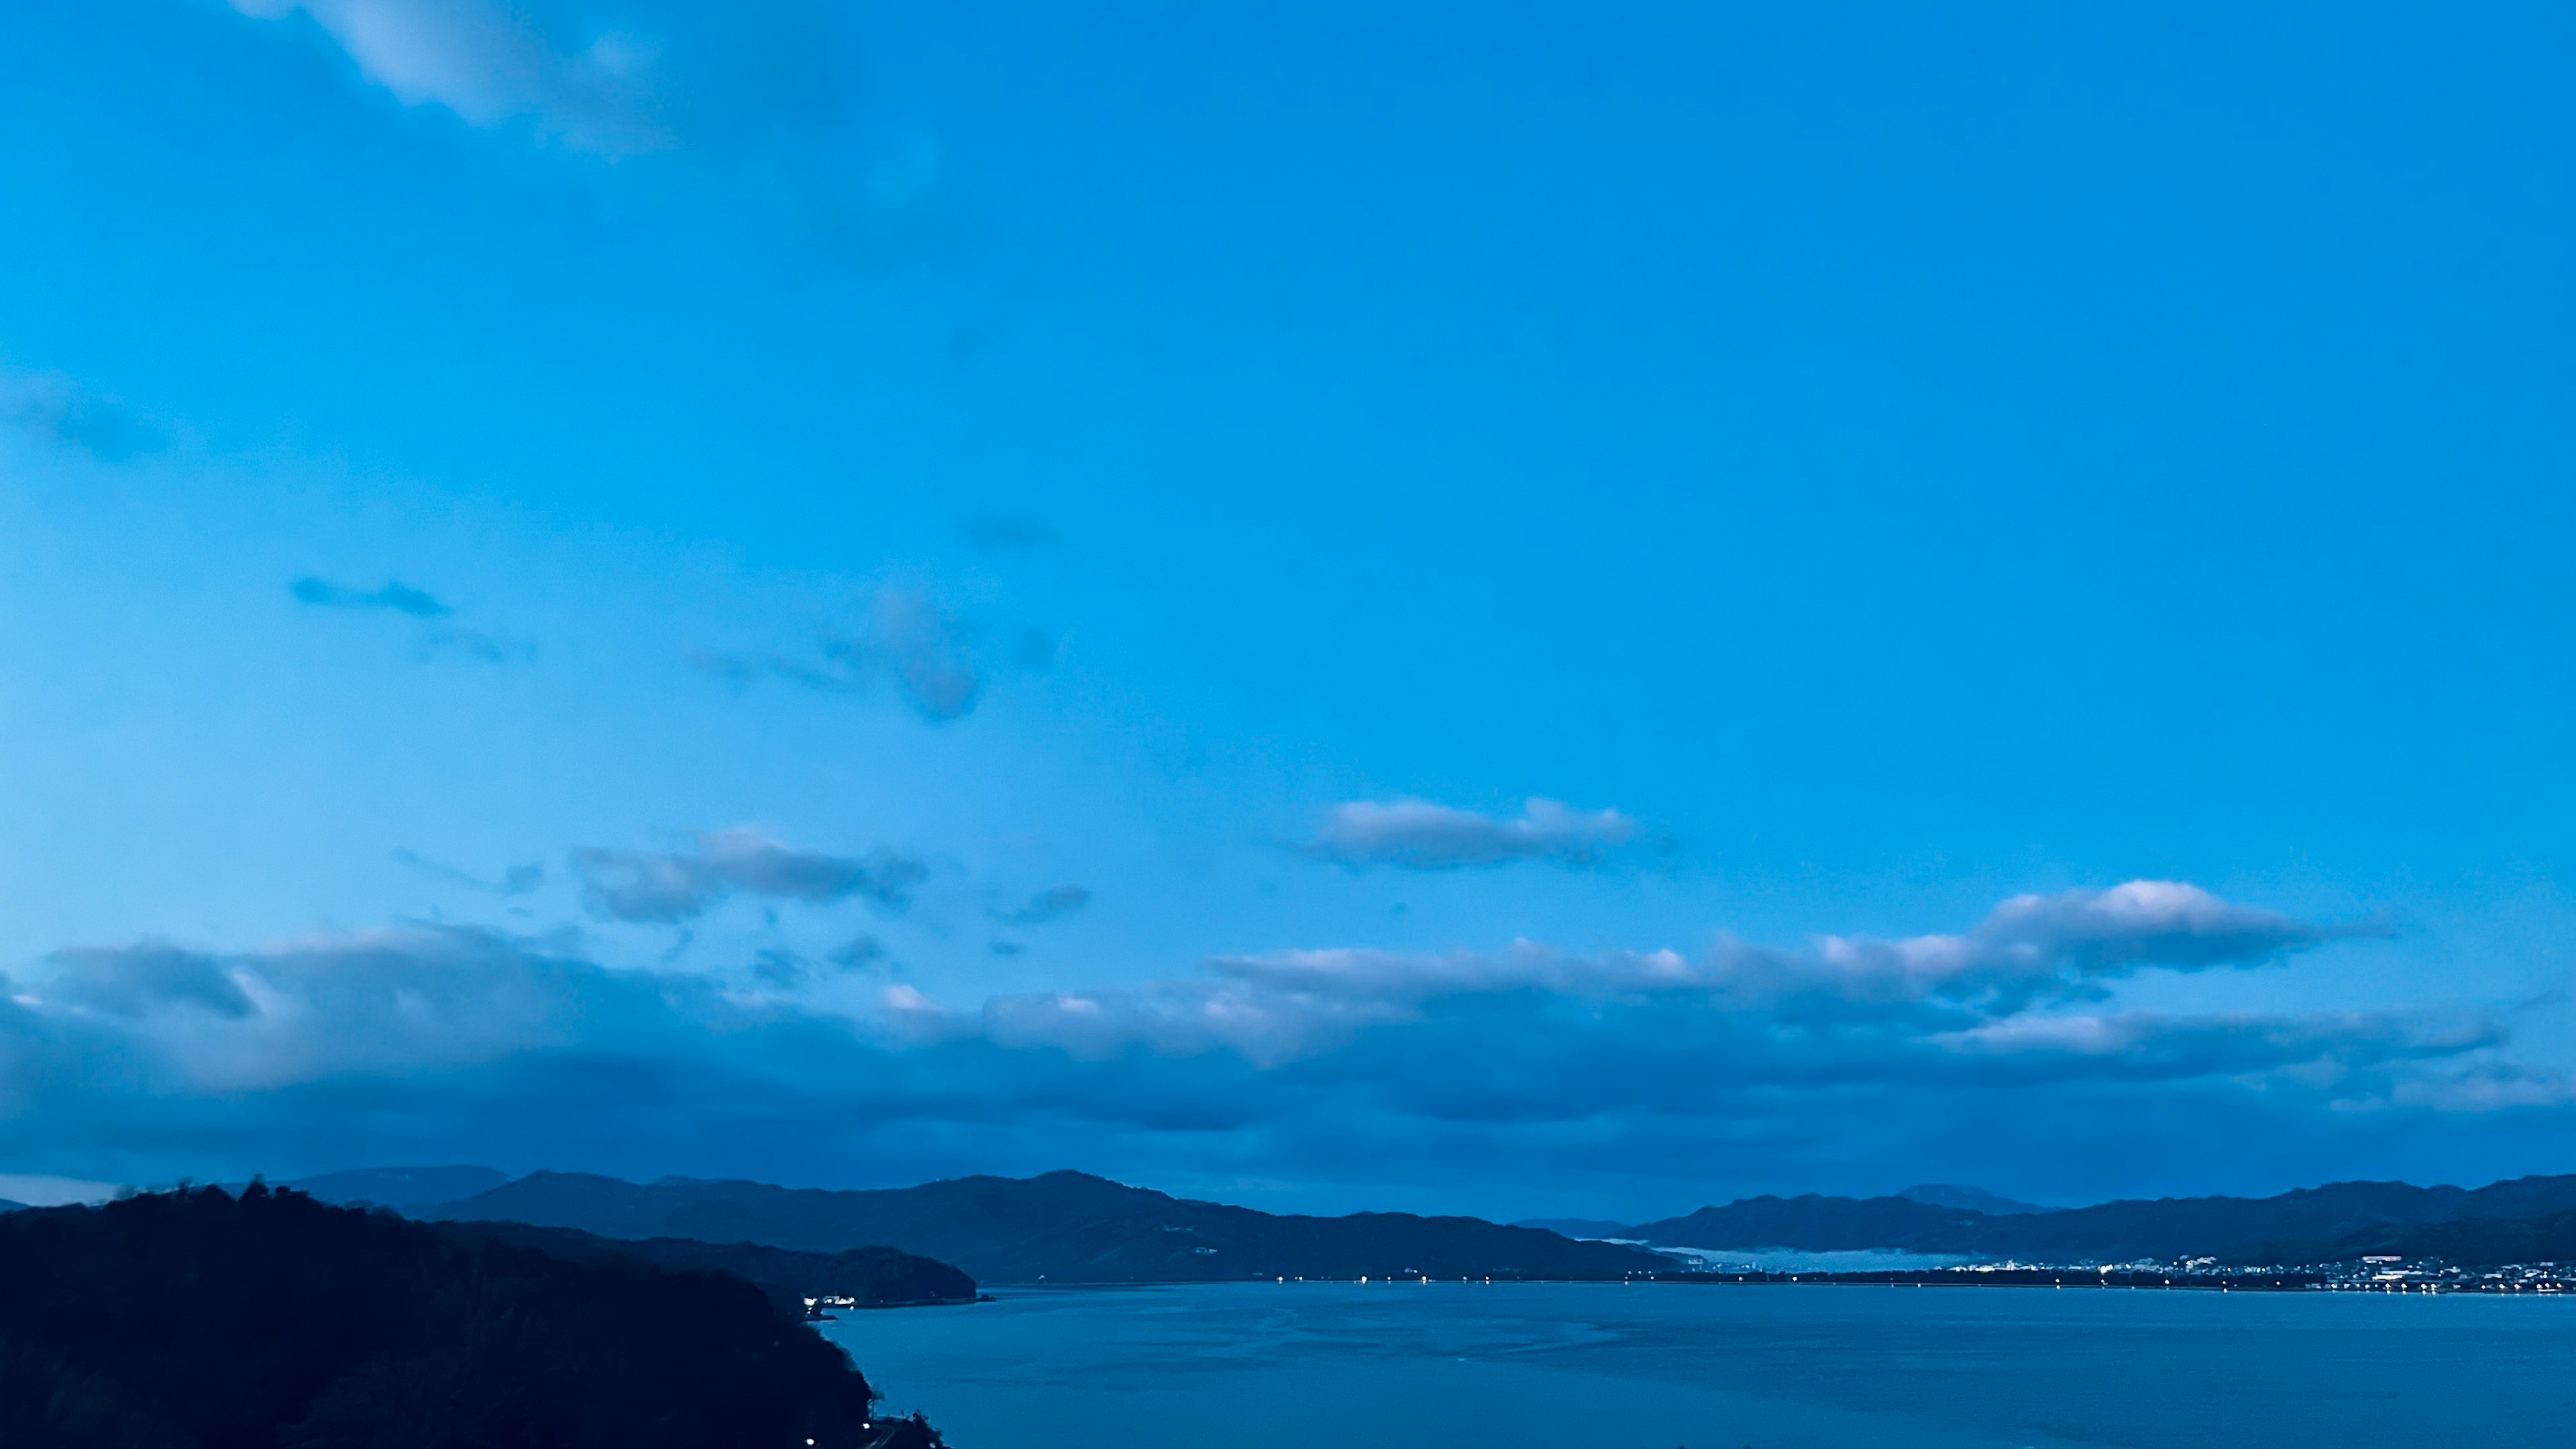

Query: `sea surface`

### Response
(822, 1280, 2576, 1448)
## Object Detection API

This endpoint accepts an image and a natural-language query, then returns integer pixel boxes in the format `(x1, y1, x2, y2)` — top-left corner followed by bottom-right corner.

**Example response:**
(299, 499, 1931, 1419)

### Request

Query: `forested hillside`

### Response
(0, 1185, 939, 1449)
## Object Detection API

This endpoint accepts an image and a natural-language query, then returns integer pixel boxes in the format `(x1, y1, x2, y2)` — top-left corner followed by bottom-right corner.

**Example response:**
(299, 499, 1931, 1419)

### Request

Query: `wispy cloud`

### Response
(393, 849, 543, 896)
(960, 515, 1057, 550)
(993, 885, 1090, 927)
(0, 368, 168, 462)
(289, 576, 527, 663)
(291, 578, 452, 618)
(828, 934, 885, 969)
(694, 586, 987, 722)
(1302, 798, 1640, 870)
(224, 1, 844, 159)
(570, 828, 928, 924)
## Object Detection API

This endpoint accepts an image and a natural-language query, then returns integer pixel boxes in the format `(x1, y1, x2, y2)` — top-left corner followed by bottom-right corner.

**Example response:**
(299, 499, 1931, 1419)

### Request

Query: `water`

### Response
(822, 1280, 2576, 1448)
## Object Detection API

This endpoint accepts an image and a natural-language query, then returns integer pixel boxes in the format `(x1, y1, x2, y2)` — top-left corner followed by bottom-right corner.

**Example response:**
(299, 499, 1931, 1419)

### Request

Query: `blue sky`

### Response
(1, 0, 2573, 1218)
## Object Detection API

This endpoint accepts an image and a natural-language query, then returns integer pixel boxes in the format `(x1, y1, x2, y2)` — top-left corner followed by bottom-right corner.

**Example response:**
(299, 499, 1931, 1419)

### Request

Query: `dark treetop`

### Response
(0, 1185, 939, 1449)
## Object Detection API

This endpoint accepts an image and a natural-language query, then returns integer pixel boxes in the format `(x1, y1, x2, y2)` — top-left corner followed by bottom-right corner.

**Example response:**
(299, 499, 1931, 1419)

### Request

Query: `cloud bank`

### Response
(0, 881, 2541, 1203)
(1303, 798, 1640, 869)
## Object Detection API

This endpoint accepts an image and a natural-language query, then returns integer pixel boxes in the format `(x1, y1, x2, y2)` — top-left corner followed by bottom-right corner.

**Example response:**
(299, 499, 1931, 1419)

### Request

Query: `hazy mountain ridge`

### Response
(1511, 1218, 1631, 1238)
(313, 1162, 2576, 1272)
(1625, 1194, 1986, 1252)
(421, 1169, 1670, 1283)
(1621, 1175, 2576, 1265)
(290, 1165, 511, 1212)
(1899, 1183, 2049, 1216)
(434, 1219, 979, 1310)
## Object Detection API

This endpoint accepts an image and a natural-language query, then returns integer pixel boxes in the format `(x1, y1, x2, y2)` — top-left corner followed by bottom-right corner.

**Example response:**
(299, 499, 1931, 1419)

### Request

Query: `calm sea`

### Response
(822, 1280, 2575, 1448)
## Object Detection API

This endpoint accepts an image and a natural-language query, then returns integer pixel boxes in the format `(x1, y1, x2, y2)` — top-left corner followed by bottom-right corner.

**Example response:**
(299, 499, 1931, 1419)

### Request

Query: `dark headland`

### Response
(0, 1185, 947, 1449)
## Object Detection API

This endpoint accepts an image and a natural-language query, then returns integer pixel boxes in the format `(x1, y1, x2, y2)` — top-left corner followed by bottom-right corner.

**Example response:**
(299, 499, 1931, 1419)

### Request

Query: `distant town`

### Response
(1644, 1256, 2576, 1293)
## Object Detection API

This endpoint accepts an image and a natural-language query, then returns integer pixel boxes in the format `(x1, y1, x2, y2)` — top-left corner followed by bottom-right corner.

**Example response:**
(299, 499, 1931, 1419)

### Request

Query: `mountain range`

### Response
(278, 1165, 2576, 1276)
(1615, 1175, 2576, 1267)
(300, 1168, 1670, 1283)
(433, 1218, 979, 1310)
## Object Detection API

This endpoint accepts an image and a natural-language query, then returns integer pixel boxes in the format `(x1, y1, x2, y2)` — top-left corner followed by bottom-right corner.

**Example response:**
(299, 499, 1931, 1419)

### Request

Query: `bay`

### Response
(823, 1280, 2576, 1448)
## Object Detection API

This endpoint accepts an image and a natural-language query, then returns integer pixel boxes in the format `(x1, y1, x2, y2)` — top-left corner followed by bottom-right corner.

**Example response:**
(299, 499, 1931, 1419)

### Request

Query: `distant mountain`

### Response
(0, 1199, 22, 1214)
(1617, 1174, 2576, 1265)
(1899, 1183, 2049, 1216)
(1970, 1176, 2576, 1264)
(436, 1218, 977, 1309)
(1624, 1193, 1985, 1253)
(2243, 1206, 2576, 1268)
(425, 1169, 1669, 1283)
(290, 1165, 510, 1210)
(1512, 1218, 1632, 1238)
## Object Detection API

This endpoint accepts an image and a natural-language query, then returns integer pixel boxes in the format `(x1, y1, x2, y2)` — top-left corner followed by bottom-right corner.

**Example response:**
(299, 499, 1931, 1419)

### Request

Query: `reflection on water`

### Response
(825, 1279, 2576, 1449)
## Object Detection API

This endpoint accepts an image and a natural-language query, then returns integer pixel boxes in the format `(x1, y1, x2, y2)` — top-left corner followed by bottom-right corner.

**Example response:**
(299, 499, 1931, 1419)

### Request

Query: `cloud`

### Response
(827, 934, 885, 969)
(40, 944, 255, 1020)
(1302, 798, 1640, 869)
(839, 589, 979, 720)
(290, 576, 528, 663)
(290, 577, 452, 618)
(0, 883, 2542, 1208)
(693, 586, 987, 722)
(969, 881, 2383, 1073)
(993, 885, 1091, 927)
(960, 515, 1057, 550)
(570, 829, 928, 924)
(225, 1, 843, 159)
(749, 947, 807, 989)
(393, 849, 543, 896)
(1961, 880, 2355, 975)
(0, 369, 168, 462)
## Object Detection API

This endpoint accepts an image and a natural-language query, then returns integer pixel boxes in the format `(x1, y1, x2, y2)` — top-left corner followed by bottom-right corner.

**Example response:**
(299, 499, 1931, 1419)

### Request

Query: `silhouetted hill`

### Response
(1900, 1183, 2048, 1216)
(429, 1169, 1669, 1283)
(1966, 1175, 2576, 1263)
(289, 1165, 510, 1211)
(0, 1199, 22, 1214)
(1624, 1193, 1985, 1252)
(1512, 1218, 1631, 1238)
(437, 1219, 977, 1310)
(0, 1185, 937, 1449)
(1617, 1174, 2576, 1265)
(2239, 1206, 2576, 1267)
